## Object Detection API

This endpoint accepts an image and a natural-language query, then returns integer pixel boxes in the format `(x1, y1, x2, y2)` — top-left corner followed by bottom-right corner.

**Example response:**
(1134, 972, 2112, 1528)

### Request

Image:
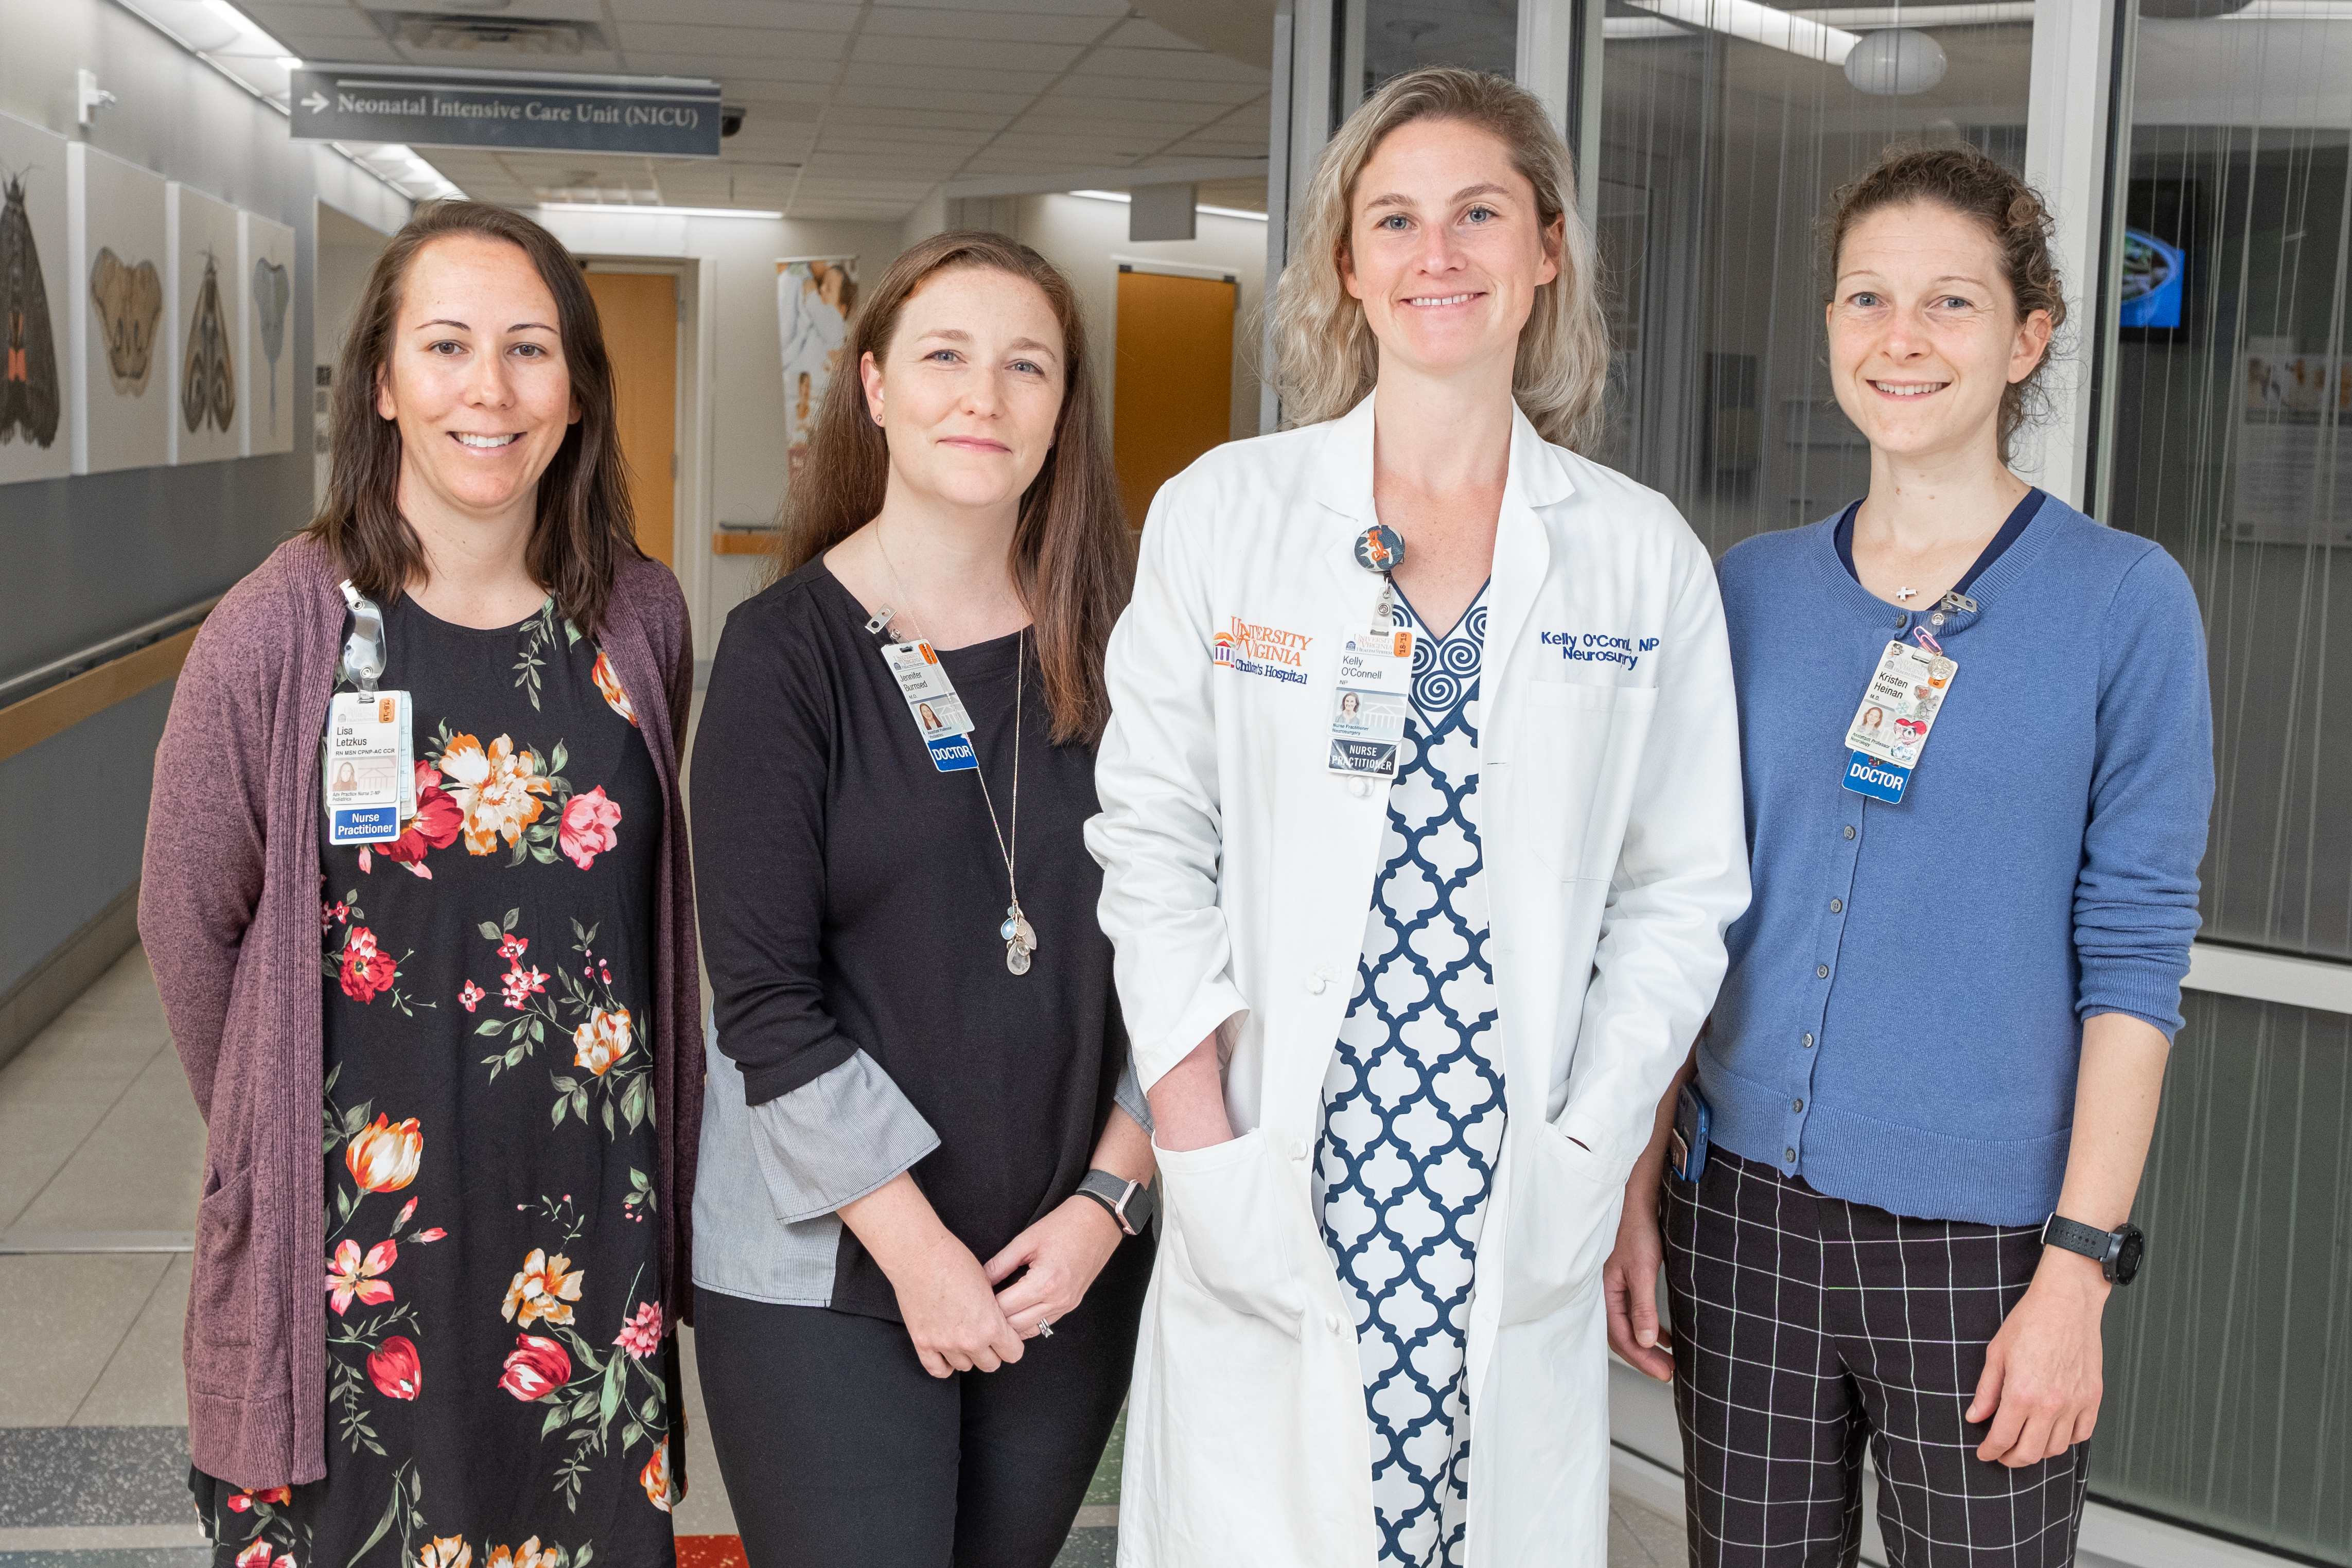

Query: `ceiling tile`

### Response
(255, 8, 384, 41)
(858, 6, 1116, 44)
(611, 24, 845, 59)
(871, 0, 1126, 12)
(824, 83, 1040, 112)
(837, 62, 1061, 94)
(1071, 48, 1268, 83)
(606, 0, 859, 26)
(850, 34, 1082, 71)
(1092, 18, 1212, 51)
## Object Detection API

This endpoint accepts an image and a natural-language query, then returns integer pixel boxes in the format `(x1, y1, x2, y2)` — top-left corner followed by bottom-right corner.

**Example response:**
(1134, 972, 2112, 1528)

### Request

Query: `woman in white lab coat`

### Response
(1086, 67, 1750, 1568)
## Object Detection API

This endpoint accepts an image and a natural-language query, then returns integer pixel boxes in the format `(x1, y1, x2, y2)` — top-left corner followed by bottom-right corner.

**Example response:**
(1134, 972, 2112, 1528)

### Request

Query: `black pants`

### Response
(1665, 1149, 2091, 1568)
(693, 1231, 1152, 1568)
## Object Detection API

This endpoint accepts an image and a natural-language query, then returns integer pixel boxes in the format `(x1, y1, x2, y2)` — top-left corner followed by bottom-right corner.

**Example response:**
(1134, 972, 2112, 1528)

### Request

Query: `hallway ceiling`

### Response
(235, 0, 1274, 219)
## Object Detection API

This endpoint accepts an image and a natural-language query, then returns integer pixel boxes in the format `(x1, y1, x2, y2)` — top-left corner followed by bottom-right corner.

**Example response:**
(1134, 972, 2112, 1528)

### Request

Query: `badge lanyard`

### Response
(324, 580, 414, 846)
(1327, 523, 1417, 779)
(865, 537, 1039, 977)
(1839, 591, 1969, 805)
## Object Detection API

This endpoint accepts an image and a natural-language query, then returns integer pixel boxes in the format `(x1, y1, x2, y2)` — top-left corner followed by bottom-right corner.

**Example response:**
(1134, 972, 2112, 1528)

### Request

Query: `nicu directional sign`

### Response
(290, 66, 721, 158)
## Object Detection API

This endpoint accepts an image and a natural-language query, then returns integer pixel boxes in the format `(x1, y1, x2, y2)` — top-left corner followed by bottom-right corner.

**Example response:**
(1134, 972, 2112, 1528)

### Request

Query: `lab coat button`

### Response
(1289, 1138, 1308, 1160)
(1306, 974, 1326, 994)
(1349, 778, 1372, 799)
(1325, 1311, 1343, 1333)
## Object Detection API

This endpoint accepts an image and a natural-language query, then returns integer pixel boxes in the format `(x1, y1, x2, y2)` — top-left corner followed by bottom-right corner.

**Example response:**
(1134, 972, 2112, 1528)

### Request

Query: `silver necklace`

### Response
(876, 528, 1037, 976)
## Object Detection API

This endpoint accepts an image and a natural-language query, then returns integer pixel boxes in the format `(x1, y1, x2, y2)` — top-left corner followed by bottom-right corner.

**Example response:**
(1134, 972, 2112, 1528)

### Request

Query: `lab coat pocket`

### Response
(1517, 682, 1661, 882)
(1155, 1130, 1306, 1337)
(1497, 1119, 1625, 1327)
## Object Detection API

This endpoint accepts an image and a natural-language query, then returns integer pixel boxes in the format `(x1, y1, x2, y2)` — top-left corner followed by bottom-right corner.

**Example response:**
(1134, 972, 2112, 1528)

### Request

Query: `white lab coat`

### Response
(1086, 395, 1750, 1566)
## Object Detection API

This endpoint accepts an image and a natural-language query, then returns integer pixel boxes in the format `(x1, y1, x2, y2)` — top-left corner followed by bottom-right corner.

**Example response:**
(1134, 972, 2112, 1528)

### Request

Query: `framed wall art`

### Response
(68, 143, 168, 475)
(169, 182, 241, 466)
(241, 209, 295, 457)
(0, 110, 71, 485)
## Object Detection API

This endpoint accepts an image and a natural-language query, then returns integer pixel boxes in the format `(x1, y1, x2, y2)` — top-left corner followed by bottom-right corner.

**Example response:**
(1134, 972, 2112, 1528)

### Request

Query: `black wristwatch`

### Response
(2041, 1214, 2146, 1285)
(1076, 1170, 1155, 1237)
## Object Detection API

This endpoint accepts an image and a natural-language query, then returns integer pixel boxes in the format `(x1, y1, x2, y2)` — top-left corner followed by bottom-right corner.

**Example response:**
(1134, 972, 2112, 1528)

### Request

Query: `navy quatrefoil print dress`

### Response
(1315, 586, 1506, 1568)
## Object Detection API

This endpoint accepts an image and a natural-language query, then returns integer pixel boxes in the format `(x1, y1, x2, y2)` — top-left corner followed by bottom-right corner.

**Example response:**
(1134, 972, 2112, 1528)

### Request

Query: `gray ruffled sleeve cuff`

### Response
(746, 1050, 941, 1224)
(1114, 1054, 1153, 1136)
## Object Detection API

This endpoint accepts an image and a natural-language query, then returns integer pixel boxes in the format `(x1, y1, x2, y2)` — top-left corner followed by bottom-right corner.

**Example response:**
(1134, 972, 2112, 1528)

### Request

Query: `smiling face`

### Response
(374, 234, 578, 530)
(1341, 116, 1561, 386)
(861, 265, 1065, 517)
(1828, 200, 2052, 467)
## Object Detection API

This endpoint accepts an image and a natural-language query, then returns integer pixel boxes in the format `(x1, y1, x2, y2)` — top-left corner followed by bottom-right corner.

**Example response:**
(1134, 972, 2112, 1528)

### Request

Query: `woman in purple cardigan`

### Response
(141, 201, 701, 1568)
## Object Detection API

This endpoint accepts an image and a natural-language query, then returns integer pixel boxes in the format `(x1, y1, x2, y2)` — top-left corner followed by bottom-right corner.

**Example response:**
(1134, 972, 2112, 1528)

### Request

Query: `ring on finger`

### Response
(1037, 1317, 1055, 1338)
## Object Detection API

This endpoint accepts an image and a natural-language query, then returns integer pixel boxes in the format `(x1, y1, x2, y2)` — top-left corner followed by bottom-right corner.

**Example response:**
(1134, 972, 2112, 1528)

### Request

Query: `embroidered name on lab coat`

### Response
(1539, 630, 1659, 673)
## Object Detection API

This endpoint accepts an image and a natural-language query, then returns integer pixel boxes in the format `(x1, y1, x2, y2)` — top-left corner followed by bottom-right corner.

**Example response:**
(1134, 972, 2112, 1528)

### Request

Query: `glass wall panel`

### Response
(1337, 0, 1520, 118)
(2097, 992, 2352, 1563)
(2102, 8, 2352, 961)
(1592, 4, 2033, 554)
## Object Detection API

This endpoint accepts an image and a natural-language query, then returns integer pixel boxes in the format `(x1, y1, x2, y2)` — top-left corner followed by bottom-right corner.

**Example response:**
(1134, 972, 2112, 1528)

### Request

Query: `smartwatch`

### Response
(1077, 1170, 1156, 1237)
(2041, 1214, 2146, 1285)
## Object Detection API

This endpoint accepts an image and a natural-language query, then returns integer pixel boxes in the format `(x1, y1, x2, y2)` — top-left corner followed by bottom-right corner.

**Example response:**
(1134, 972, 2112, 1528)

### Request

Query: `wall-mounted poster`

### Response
(170, 182, 241, 466)
(1, 111, 71, 486)
(777, 256, 856, 488)
(241, 210, 294, 456)
(68, 143, 167, 475)
(2233, 347, 2352, 548)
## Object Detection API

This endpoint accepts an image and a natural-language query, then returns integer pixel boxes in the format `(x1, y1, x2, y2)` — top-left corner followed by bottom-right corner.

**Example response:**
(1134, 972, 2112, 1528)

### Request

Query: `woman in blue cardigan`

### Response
(1603, 144, 2214, 1567)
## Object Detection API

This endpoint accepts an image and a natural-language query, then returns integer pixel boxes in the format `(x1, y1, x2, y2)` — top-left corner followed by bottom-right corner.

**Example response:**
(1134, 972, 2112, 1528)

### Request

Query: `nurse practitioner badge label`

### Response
(1327, 626, 1415, 778)
(1839, 639, 1956, 804)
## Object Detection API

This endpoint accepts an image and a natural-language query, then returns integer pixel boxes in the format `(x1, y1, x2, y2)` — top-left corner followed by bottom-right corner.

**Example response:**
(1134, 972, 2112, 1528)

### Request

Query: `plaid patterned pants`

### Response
(1663, 1149, 2092, 1568)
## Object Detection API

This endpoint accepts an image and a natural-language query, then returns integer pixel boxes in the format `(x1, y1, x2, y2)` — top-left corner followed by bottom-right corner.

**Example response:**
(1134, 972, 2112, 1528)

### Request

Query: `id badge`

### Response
(1839, 640, 1957, 804)
(880, 640, 979, 773)
(325, 690, 413, 845)
(1326, 625, 1415, 778)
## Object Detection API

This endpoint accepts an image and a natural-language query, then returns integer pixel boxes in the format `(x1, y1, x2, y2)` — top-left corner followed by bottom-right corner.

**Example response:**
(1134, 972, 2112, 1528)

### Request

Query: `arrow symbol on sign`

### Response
(302, 91, 328, 113)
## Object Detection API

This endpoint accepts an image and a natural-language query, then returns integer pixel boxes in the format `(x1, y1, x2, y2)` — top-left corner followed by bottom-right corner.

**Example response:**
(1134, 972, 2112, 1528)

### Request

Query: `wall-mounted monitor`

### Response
(2120, 178, 2198, 341)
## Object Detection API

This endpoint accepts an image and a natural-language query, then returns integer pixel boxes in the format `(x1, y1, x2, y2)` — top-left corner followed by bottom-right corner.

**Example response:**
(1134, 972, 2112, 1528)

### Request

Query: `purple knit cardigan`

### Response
(139, 535, 703, 1488)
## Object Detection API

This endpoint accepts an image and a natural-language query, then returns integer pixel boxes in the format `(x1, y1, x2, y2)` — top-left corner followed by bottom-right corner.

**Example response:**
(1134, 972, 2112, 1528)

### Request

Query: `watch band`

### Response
(2042, 1214, 2117, 1268)
(1077, 1170, 1154, 1237)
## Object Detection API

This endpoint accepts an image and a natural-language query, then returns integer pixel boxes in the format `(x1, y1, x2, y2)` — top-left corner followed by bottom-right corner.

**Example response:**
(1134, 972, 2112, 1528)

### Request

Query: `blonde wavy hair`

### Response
(1271, 66, 1609, 452)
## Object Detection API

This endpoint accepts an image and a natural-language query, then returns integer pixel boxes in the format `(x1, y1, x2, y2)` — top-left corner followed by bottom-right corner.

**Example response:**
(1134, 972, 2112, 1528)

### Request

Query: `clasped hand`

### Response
(890, 1196, 1121, 1379)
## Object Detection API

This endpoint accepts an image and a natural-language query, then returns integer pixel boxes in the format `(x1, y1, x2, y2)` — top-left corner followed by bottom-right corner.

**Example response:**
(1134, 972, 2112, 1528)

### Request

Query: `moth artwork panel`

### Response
(0, 110, 72, 484)
(68, 142, 168, 474)
(241, 210, 294, 456)
(170, 182, 240, 466)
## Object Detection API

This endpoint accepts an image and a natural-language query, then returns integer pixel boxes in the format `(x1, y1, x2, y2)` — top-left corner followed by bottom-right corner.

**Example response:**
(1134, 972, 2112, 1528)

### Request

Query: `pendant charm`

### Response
(1006, 939, 1033, 976)
(1001, 903, 1037, 952)
(1894, 586, 1918, 601)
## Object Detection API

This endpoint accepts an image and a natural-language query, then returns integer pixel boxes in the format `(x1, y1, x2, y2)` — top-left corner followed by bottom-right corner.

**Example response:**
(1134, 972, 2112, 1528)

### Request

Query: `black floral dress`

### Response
(197, 596, 677, 1568)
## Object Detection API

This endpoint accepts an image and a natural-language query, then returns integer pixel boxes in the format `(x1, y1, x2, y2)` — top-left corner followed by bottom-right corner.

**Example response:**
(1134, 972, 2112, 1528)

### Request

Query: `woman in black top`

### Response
(689, 231, 1151, 1567)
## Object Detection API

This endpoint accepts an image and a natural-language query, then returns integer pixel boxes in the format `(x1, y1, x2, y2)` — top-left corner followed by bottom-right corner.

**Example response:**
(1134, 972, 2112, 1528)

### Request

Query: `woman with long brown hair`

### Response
(141, 200, 701, 1568)
(689, 231, 1150, 1566)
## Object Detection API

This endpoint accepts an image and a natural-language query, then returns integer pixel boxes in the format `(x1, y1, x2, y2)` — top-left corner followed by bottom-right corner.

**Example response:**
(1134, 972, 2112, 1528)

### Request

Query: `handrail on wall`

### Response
(0, 596, 221, 765)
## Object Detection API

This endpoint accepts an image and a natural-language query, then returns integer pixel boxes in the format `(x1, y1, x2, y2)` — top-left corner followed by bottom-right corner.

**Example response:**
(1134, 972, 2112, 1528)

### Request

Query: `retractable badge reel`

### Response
(1327, 524, 1416, 780)
(324, 580, 414, 845)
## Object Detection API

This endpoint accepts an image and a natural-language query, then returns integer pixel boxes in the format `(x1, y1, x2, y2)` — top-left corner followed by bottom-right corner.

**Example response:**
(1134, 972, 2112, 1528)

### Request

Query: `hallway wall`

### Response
(0, 0, 410, 1042)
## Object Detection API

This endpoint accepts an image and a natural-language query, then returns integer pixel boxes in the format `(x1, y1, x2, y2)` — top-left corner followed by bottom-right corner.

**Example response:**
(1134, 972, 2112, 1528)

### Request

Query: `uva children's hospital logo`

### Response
(1213, 616, 1312, 686)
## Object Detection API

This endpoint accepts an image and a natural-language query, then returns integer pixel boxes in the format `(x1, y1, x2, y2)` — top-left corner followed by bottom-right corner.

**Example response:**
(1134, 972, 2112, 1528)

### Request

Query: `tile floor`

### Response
(0, 946, 1686, 1567)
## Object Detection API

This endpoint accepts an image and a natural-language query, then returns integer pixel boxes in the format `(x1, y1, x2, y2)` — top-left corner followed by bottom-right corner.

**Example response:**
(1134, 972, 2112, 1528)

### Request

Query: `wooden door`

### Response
(1113, 268, 1235, 527)
(583, 271, 677, 569)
